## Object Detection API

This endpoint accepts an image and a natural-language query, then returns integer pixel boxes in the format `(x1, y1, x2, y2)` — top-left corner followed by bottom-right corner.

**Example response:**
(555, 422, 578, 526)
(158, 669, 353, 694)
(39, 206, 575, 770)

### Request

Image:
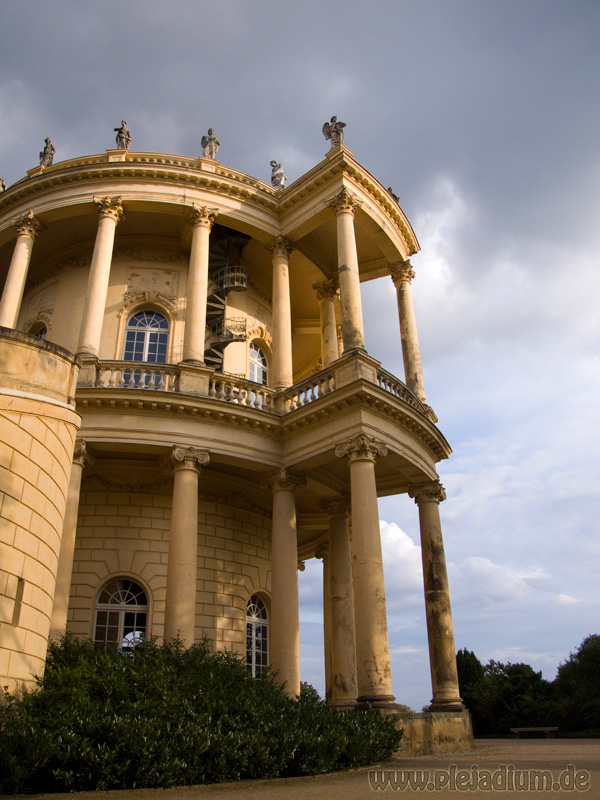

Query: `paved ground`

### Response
(8, 739, 600, 799)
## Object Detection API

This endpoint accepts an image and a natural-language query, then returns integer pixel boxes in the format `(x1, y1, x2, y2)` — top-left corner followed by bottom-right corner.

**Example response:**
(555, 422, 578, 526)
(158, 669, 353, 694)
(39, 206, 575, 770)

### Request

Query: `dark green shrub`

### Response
(0, 636, 401, 793)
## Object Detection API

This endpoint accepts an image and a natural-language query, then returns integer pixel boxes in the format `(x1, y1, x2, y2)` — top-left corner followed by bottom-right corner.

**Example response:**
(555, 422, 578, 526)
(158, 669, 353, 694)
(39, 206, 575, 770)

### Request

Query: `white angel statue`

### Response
(201, 128, 220, 159)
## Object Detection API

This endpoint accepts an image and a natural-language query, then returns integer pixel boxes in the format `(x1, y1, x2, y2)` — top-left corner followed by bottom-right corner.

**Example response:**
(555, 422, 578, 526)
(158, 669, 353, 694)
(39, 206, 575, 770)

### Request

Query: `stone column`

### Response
(313, 280, 339, 368)
(326, 188, 365, 353)
(182, 206, 218, 363)
(335, 435, 394, 707)
(76, 196, 124, 357)
(263, 468, 304, 697)
(409, 480, 463, 710)
(164, 446, 210, 646)
(0, 211, 44, 329)
(321, 496, 358, 708)
(316, 543, 332, 701)
(50, 441, 95, 636)
(390, 260, 427, 404)
(266, 236, 294, 388)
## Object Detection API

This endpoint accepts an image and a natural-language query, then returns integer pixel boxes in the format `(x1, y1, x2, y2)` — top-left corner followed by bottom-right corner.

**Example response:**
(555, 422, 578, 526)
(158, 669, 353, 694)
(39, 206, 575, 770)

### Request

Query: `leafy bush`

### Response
(0, 636, 402, 793)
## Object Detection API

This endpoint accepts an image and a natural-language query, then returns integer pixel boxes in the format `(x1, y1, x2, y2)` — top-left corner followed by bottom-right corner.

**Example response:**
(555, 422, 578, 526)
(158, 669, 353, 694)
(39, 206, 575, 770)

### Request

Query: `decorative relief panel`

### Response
(120, 268, 179, 315)
(21, 282, 57, 332)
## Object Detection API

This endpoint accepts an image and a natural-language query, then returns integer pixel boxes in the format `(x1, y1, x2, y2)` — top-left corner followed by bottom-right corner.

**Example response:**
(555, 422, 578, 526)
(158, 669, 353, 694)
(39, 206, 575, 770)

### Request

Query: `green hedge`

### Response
(0, 636, 402, 793)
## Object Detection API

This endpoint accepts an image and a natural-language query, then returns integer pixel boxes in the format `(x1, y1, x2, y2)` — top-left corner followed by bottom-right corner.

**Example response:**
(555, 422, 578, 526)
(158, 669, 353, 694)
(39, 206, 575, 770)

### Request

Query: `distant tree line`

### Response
(456, 634, 600, 737)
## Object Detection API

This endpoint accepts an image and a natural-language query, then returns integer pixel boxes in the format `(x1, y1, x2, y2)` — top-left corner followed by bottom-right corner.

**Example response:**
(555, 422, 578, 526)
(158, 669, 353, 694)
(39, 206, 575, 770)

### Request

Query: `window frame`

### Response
(93, 577, 149, 651)
(246, 594, 269, 678)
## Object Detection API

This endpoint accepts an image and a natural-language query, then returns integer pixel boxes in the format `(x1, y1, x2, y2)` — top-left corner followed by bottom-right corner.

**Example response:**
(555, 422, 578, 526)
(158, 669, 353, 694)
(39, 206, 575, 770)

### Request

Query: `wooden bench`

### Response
(510, 727, 559, 738)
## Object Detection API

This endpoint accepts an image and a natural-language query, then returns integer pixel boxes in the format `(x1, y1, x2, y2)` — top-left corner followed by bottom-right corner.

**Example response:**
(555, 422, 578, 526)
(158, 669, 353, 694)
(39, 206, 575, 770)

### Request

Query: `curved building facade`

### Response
(0, 140, 467, 734)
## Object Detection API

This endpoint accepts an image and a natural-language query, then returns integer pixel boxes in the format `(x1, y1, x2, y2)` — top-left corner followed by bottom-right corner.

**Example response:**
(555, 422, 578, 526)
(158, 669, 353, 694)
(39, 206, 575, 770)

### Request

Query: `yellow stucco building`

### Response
(0, 134, 471, 752)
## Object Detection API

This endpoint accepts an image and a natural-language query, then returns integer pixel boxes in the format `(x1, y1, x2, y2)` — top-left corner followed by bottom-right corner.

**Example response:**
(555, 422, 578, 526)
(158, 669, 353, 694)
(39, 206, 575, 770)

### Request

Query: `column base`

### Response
(428, 700, 466, 713)
(356, 693, 396, 710)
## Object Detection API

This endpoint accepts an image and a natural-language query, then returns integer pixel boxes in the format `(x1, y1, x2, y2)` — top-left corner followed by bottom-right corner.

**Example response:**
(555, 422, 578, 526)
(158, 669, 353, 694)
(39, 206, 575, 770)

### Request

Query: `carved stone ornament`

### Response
(325, 187, 361, 216)
(189, 205, 218, 229)
(314, 543, 329, 561)
(73, 440, 95, 469)
(171, 446, 210, 471)
(298, 560, 306, 572)
(260, 468, 306, 493)
(246, 324, 273, 349)
(335, 434, 389, 463)
(12, 210, 44, 238)
(93, 196, 124, 222)
(319, 496, 349, 516)
(121, 269, 179, 315)
(265, 235, 294, 259)
(312, 279, 339, 302)
(389, 260, 415, 286)
(408, 480, 447, 505)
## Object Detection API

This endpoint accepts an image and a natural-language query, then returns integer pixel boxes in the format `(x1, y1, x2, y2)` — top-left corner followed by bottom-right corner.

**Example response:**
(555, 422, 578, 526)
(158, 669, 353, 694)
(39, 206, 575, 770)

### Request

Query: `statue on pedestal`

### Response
(39, 138, 55, 167)
(201, 128, 220, 159)
(114, 121, 132, 150)
(322, 116, 346, 149)
(270, 160, 287, 190)
(0, 178, 6, 192)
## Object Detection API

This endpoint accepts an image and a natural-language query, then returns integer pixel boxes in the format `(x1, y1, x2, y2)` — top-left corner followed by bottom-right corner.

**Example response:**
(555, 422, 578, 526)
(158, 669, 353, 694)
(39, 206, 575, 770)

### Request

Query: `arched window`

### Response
(94, 578, 148, 650)
(29, 323, 47, 339)
(123, 311, 169, 363)
(246, 595, 268, 677)
(249, 342, 268, 385)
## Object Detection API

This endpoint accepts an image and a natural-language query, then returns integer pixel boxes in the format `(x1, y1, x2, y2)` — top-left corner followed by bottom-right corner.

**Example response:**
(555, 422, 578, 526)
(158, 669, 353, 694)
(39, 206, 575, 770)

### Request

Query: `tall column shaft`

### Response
(410, 481, 463, 710)
(390, 261, 427, 404)
(0, 212, 43, 329)
(182, 206, 218, 363)
(77, 197, 123, 357)
(50, 441, 94, 636)
(318, 546, 333, 702)
(164, 447, 209, 646)
(323, 497, 358, 708)
(313, 281, 339, 367)
(264, 468, 303, 697)
(267, 236, 294, 388)
(335, 436, 394, 706)
(327, 189, 365, 353)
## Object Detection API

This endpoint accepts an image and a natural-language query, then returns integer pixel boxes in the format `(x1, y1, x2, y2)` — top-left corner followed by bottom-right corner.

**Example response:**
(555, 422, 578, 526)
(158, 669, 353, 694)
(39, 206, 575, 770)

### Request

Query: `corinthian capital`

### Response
(261, 467, 305, 492)
(171, 446, 210, 471)
(335, 434, 388, 463)
(189, 205, 218, 229)
(93, 196, 124, 222)
(389, 260, 415, 286)
(265, 235, 294, 259)
(319, 496, 349, 516)
(73, 440, 95, 469)
(408, 480, 446, 505)
(325, 187, 361, 216)
(312, 279, 339, 302)
(12, 210, 44, 238)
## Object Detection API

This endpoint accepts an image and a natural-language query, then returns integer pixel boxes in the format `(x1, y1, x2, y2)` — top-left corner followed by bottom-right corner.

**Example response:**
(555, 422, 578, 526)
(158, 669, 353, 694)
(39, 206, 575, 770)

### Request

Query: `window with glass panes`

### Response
(249, 343, 268, 385)
(123, 311, 169, 363)
(94, 578, 148, 650)
(246, 595, 269, 677)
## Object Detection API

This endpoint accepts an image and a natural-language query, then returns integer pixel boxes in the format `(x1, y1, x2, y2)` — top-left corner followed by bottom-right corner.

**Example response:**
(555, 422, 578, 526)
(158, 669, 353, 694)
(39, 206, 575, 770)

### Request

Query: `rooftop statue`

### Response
(388, 187, 400, 203)
(114, 121, 132, 150)
(39, 138, 55, 167)
(201, 128, 220, 159)
(270, 160, 287, 190)
(0, 178, 6, 192)
(322, 116, 346, 149)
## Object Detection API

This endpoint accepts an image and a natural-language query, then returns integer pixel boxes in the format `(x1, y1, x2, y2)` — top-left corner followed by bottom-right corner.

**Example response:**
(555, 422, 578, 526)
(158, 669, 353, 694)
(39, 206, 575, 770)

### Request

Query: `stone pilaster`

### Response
(262, 468, 304, 696)
(390, 260, 427, 404)
(321, 496, 358, 708)
(335, 435, 394, 706)
(76, 196, 124, 358)
(182, 206, 218, 363)
(0, 211, 44, 329)
(326, 188, 365, 353)
(50, 440, 95, 636)
(409, 480, 463, 711)
(266, 236, 294, 388)
(164, 446, 210, 646)
(313, 280, 339, 368)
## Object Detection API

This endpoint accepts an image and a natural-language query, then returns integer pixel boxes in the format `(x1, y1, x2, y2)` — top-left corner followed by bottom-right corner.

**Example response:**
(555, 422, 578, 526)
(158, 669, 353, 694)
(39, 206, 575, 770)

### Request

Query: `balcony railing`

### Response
(81, 359, 432, 421)
(211, 266, 248, 292)
(209, 317, 247, 341)
(96, 362, 179, 391)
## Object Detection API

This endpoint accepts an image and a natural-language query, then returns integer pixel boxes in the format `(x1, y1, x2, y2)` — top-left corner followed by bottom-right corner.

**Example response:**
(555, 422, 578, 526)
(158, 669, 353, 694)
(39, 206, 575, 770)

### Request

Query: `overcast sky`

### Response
(1, 0, 599, 710)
